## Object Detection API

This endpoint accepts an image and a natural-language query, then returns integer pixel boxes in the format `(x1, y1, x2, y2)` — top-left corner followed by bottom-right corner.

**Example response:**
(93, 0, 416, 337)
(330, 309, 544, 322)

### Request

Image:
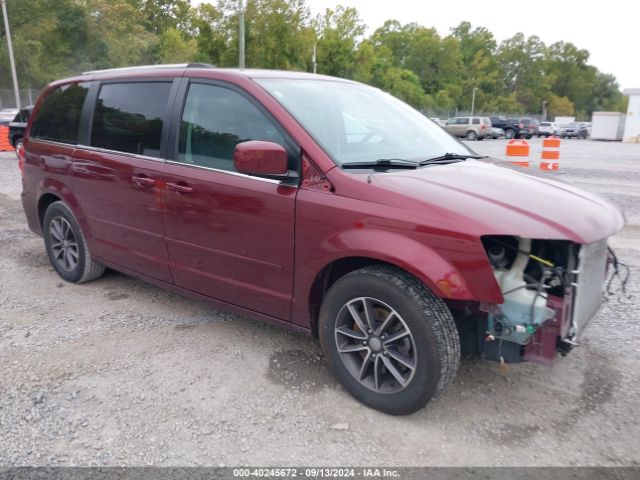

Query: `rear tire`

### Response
(14, 137, 23, 152)
(504, 129, 515, 139)
(465, 130, 477, 140)
(319, 266, 460, 415)
(43, 201, 105, 283)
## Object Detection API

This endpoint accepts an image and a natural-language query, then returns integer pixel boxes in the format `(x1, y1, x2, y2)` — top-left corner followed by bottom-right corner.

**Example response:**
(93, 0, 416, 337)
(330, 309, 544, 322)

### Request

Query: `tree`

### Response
(235, 0, 315, 70)
(0, 0, 626, 118)
(157, 28, 198, 63)
(547, 93, 574, 117)
(450, 22, 499, 111)
(315, 5, 365, 77)
(124, 0, 192, 35)
(190, 3, 228, 65)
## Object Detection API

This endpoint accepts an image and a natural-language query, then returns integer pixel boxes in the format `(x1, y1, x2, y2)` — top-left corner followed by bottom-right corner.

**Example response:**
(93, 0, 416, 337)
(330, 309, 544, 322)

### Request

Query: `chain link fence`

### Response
(0, 88, 41, 109)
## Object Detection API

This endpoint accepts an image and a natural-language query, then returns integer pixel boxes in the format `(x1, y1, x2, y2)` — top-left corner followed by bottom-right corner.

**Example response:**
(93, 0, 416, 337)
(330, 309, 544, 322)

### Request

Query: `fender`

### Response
(291, 227, 503, 329)
(36, 177, 97, 253)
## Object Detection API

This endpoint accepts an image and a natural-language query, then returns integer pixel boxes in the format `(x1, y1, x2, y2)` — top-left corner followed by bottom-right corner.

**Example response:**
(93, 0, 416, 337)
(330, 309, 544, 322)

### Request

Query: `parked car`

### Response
(489, 116, 530, 140)
(9, 106, 33, 152)
(20, 65, 624, 414)
(443, 116, 492, 140)
(560, 122, 589, 139)
(538, 121, 559, 137)
(487, 127, 504, 139)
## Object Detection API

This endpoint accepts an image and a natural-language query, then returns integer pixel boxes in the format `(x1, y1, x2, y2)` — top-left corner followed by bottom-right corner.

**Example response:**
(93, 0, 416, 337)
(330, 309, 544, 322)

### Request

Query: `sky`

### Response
(197, 0, 639, 90)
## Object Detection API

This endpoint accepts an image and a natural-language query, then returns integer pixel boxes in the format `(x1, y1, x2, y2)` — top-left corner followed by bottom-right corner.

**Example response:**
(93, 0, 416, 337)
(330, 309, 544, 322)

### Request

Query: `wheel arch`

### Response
(35, 179, 95, 249)
(303, 232, 480, 336)
(37, 192, 62, 227)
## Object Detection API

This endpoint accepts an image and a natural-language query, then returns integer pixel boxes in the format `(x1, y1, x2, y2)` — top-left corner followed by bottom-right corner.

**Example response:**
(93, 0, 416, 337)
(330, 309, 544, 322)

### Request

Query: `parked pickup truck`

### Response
(489, 117, 538, 139)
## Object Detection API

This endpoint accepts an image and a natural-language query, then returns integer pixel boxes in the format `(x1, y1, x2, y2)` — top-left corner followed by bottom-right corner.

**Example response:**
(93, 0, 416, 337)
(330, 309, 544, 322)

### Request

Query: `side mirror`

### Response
(234, 141, 296, 180)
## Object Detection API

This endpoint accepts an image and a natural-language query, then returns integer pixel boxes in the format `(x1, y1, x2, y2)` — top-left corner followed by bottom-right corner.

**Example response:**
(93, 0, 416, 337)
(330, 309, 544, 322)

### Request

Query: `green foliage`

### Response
(547, 94, 574, 117)
(315, 5, 365, 77)
(0, 0, 625, 116)
(157, 28, 198, 63)
(239, 0, 314, 70)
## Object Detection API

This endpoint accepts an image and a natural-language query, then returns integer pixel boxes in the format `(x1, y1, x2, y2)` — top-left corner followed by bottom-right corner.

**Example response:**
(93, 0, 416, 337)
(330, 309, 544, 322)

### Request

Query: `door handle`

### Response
(166, 182, 194, 194)
(132, 175, 156, 187)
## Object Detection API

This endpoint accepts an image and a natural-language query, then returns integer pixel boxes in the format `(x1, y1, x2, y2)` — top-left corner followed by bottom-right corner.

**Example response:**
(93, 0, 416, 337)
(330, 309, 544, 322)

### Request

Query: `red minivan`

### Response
(20, 64, 624, 414)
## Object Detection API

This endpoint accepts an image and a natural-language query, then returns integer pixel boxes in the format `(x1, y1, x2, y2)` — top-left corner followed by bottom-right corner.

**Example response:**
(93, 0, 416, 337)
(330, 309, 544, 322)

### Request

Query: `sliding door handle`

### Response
(166, 182, 194, 194)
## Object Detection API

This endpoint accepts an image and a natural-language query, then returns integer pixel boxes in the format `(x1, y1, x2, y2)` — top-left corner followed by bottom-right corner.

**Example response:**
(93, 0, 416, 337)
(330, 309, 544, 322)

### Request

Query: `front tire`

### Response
(319, 266, 460, 415)
(43, 201, 105, 283)
(504, 129, 515, 139)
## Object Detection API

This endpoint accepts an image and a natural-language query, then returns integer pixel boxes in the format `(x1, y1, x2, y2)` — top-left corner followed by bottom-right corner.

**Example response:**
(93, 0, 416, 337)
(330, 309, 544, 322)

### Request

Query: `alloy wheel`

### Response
(334, 297, 417, 394)
(49, 216, 79, 272)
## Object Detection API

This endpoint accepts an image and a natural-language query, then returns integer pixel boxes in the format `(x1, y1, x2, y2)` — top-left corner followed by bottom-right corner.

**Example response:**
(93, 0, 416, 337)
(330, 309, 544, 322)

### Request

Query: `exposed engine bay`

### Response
(452, 235, 628, 366)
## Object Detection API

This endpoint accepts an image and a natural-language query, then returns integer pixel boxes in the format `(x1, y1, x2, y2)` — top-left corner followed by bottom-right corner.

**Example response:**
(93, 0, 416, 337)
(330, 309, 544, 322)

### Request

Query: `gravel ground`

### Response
(0, 139, 639, 467)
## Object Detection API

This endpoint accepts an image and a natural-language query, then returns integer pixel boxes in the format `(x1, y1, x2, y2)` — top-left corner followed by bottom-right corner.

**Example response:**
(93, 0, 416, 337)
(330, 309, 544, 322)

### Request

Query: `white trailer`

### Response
(623, 89, 640, 143)
(591, 112, 625, 141)
(554, 116, 575, 127)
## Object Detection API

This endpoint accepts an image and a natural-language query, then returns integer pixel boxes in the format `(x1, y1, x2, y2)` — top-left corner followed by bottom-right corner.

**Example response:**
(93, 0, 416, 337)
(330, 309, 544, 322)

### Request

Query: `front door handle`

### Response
(166, 182, 194, 194)
(132, 175, 156, 187)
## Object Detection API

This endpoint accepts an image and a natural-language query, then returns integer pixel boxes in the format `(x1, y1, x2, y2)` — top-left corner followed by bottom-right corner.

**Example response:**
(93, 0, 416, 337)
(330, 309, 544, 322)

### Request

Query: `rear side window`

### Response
(471, 118, 480, 125)
(177, 83, 285, 171)
(91, 82, 172, 158)
(31, 83, 89, 144)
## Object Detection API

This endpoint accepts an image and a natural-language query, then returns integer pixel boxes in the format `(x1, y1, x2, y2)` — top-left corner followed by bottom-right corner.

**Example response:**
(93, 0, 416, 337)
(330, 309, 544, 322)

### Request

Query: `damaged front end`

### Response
(455, 235, 624, 366)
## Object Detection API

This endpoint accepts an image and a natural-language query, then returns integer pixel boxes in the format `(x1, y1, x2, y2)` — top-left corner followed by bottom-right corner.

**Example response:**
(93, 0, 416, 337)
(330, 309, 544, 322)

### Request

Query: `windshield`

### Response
(256, 79, 474, 166)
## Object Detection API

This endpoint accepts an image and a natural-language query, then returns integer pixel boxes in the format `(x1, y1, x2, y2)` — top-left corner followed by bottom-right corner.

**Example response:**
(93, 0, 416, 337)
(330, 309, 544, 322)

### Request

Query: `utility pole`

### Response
(238, 0, 245, 69)
(542, 100, 548, 121)
(470, 87, 478, 119)
(312, 42, 317, 74)
(1, 0, 20, 108)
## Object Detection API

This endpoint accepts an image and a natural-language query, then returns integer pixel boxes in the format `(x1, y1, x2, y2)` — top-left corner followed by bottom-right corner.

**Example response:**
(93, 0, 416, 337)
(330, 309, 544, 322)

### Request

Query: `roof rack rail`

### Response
(186, 62, 216, 69)
(82, 63, 215, 75)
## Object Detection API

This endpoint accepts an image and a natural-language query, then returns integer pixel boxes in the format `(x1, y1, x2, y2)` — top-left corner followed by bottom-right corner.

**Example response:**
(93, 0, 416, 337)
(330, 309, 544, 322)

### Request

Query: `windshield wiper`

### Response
(342, 158, 418, 170)
(418, 153, 486, 166)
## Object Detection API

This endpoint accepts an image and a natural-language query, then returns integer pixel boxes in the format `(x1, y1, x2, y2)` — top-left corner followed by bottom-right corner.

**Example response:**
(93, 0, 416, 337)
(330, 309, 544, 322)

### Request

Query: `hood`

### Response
(365, 159, 624, 244)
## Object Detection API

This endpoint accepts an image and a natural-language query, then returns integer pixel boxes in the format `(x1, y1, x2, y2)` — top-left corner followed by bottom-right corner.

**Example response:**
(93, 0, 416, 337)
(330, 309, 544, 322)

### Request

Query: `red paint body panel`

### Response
(161, 162, 297, 320)
(71, 148, 172, 282)
(21, 139, 77, 234)
(20, 67, 626, 336)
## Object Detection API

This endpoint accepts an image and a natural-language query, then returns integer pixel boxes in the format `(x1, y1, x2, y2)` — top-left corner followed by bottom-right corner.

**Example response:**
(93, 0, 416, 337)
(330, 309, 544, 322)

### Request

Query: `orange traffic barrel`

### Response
(540, 137, 560, 171)
(0, 125, 14, 152)
(505, 139, 530, 167)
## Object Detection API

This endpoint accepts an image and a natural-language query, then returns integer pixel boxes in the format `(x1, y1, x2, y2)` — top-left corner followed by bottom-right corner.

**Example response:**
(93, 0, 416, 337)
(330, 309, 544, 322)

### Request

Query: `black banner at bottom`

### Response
(1, 468, 640, 480)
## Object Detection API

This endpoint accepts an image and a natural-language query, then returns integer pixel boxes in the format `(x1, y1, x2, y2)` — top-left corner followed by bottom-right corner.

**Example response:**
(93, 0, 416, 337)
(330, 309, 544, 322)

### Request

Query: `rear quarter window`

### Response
(90, 82, 172, 158)
(30, 83, 89, 144)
